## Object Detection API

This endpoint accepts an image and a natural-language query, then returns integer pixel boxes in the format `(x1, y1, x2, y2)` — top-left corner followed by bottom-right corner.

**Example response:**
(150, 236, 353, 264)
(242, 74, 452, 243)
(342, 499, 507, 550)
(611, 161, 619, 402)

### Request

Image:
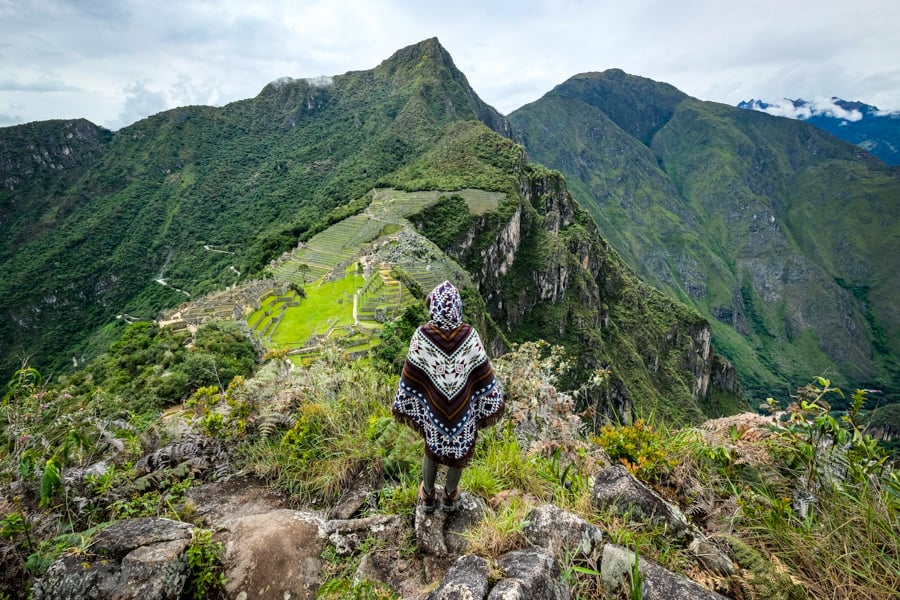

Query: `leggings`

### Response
(422, 454, 462, 494)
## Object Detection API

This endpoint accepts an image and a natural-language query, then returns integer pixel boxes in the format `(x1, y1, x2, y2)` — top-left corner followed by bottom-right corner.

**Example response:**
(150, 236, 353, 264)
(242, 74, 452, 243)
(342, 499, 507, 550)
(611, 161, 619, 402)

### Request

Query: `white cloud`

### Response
(809, 98, 863, 121)
(747, 97, 866, 122)
(107, 82, 167, 130)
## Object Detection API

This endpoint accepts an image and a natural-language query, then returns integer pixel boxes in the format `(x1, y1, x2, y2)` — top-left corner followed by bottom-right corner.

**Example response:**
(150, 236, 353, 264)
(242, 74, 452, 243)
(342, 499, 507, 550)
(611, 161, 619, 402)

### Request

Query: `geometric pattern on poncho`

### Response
(393, 322, 504, 467)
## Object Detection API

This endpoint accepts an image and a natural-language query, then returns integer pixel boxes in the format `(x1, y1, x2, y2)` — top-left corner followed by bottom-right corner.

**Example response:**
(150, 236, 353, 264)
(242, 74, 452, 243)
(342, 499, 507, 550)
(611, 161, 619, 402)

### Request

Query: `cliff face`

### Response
(0, 119, 110, 191)
(445, 151, 742, 423)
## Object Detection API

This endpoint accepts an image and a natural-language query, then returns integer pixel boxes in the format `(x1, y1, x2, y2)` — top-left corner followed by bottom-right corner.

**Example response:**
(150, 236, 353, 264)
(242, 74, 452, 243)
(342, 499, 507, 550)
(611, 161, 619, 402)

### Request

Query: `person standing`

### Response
(392, 281, 505, 512)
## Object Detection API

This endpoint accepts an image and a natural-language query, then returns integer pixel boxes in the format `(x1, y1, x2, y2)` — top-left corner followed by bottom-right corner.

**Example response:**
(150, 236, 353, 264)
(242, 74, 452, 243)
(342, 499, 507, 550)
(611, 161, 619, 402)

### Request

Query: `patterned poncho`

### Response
(392, 281, 504, 467)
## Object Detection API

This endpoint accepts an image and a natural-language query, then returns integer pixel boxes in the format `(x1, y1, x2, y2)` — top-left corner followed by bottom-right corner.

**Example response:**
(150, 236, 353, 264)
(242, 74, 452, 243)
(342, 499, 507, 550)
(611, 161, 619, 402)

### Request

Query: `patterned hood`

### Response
(427, 281, 463, 330)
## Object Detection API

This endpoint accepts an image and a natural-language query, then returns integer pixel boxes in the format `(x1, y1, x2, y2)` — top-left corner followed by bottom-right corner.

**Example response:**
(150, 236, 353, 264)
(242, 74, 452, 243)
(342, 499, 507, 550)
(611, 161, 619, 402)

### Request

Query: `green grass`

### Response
(270, 272, 362, 347)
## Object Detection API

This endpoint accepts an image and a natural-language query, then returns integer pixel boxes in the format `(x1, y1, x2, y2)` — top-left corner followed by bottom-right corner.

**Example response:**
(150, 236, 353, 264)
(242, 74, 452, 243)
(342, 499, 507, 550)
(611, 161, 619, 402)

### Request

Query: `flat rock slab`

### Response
(220, 508, 325, 600)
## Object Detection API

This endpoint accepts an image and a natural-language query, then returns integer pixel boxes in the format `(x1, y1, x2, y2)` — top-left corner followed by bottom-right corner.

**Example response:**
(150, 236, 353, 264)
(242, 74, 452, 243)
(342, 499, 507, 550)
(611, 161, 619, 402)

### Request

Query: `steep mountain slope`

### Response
(509, 70, 900, 402)
(739, 98, 900, 165)
(0, 40, 740, 422)
(0, 38, 508, 380)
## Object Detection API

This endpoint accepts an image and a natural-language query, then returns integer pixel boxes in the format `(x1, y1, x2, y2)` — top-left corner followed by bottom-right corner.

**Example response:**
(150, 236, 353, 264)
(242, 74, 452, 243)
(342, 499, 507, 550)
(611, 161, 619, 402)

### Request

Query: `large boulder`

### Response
(31, 517, 193, 600)
(415, 490, 489, 557)
(427, 554, 490, 600)
(593, 465, 735, 575)
(593, 465, 690, 535)
(522, 504, 604, 559)
(600, 544, 730, 600)
(487, 548, 571, 600)
(219, 509, 325, 600)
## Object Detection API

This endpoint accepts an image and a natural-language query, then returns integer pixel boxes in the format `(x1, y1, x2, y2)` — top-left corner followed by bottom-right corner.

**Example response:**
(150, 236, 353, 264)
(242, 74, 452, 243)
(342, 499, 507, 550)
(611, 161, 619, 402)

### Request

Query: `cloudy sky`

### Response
(2, 0, 899, 130)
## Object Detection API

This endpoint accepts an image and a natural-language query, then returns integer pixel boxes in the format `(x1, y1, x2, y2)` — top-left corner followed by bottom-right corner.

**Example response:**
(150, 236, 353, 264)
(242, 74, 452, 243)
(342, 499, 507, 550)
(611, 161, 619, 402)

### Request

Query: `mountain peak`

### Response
(542, 69, 687, 144)
(375, 37, 456, 78)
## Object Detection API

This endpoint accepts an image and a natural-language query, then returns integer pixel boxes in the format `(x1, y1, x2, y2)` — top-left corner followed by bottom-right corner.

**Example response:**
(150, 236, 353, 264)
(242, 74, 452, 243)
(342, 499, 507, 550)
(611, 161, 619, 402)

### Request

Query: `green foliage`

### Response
(462, 493, 531, 558)
(238, 352, 396, 503)
(373, 303, 427, 371)
(593, 420, 676, 482)
(410, 193, 475, 248)
(22, 525, 105, 577)
(318, 534, 400, 599)
(629, 545, 645, 600)
(184, 528, 227, 600)
(702, 378, 900, 599)
(0, 40, 508, 384)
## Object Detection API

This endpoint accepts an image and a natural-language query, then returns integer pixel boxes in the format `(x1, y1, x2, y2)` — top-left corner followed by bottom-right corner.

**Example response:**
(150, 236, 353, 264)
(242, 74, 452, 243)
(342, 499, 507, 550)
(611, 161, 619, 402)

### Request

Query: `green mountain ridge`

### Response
(0, 39, 740, 423)
(509, 69, 900, 403)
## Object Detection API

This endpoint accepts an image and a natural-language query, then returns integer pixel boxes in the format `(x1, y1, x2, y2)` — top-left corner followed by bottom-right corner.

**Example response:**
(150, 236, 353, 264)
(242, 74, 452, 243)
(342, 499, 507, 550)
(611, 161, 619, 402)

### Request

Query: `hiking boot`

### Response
(419, 483, 436, 514)
(442, 487, 460, 512)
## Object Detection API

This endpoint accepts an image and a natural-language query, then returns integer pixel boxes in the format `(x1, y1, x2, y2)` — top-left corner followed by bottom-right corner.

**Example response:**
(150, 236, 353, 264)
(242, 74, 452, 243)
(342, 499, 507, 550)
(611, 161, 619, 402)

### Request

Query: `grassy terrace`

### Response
(248, 188, 503, 361)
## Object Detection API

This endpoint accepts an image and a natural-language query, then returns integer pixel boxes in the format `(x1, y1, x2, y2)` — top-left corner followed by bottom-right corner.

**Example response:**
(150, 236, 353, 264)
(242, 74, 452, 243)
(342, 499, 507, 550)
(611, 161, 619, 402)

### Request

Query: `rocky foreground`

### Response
(31, 464, 734, 600)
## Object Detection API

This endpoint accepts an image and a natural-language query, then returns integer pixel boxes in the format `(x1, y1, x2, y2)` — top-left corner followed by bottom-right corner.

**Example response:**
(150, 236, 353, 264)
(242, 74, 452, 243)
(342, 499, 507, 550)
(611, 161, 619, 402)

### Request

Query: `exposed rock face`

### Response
(601, 544, 730, 600)
(593, 465, 691, 535)
(31, 518, 193, 600)
(0, 119, 110, 190)
(454, 158, 742, 421)
(593, 465, 735, 576)
(427, 555, 490, 600)
(488, 549, 571, 600)
(415, 490, 489, 558)
(522, 504, 604, 560)
(219, 509, 325, 600)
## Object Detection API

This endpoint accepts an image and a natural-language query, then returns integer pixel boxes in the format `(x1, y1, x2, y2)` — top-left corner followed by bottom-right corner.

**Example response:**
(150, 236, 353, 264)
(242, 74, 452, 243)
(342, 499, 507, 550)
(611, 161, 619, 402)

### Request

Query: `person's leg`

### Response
(420, 453, 438, 513)
(444, 466, 462, 494)
(422, 454, 438, 493)
(443, 466, 462, 511)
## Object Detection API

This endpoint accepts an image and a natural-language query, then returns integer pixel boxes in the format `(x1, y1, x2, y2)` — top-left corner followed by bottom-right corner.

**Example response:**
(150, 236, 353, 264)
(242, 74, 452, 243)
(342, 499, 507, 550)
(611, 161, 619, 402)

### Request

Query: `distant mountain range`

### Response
(738, 98, 900, 165)
(510, 71, 900, 403)
(2, 38, 898, 415)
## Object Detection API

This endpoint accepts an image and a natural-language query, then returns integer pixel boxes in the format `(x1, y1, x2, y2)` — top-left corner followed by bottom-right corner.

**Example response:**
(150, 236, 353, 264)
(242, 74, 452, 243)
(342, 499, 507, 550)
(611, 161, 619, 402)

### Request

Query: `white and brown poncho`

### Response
(392, 281, 504, 467)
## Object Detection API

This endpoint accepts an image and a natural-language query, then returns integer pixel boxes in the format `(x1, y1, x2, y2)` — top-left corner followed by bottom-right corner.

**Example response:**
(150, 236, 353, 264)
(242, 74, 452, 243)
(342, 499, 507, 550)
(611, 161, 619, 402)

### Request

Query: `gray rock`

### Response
(427, 555, 490, 600)
(92, 517, 192, 559)
(487, 548, 571, 600)
(600, 544, 730, 600)
(592, 466, 735, 576)
(592, 465, 690, 535)
(688, 536, 735, 576)
(522, 504, 604, 559)
(415, 490, 488, 557)
(31, 517, 193, 600)
(220, 508, 324, 600)
(325, 514, 403, 556)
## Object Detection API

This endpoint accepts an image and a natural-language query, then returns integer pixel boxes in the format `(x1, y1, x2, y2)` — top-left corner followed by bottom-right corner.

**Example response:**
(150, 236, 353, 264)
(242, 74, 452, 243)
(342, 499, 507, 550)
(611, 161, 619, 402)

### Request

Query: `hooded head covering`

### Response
(427, 281, 463, 330)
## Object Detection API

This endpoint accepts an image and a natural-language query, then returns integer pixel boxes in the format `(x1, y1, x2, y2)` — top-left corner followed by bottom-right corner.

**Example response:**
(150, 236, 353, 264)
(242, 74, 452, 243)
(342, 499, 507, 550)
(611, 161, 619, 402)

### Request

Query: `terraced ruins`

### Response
(158, 187, 503, 363)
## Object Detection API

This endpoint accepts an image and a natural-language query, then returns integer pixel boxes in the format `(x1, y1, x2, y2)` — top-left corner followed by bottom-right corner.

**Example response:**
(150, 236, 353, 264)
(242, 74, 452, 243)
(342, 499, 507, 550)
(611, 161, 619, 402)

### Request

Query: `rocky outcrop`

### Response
(488, 549, 571, 599)
(220, 509, 325, 600)
(32, 518, 193, 600)
(0, 119, 109, 190)
(522, 504, 604, 559)
(427, 555, 490, 600)
(26, 462, 741, 600)
(601, 544, 730, 600)
(593, 465, 734, 576)
(453, 158, 742, 421)
(415, 491, 488, 558)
